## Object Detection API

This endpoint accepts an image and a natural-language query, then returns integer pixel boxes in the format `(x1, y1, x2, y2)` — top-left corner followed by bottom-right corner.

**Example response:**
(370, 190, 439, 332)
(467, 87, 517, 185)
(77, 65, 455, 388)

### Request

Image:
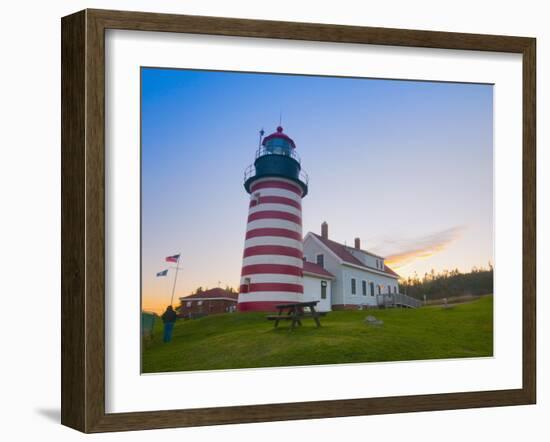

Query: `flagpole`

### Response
(170, 255, 181, 307)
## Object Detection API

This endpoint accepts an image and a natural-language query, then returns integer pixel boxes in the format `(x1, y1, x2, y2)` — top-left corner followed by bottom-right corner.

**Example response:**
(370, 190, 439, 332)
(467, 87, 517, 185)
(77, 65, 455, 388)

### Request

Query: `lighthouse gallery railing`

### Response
(243, 147, 309, 185)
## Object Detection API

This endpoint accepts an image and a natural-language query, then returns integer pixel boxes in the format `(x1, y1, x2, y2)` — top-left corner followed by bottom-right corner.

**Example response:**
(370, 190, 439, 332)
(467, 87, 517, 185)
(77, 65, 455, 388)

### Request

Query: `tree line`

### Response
(399, 264, 493, 300)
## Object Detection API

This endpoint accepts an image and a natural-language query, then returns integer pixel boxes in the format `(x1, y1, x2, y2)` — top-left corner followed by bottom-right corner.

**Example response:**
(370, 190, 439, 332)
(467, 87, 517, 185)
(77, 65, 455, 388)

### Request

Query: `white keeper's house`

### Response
(301, 222, 409, 311)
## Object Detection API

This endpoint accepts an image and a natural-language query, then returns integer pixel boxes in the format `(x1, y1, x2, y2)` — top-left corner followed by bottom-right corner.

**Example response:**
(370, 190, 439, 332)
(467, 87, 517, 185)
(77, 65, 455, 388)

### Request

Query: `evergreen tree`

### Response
(399, 265, 493, 300)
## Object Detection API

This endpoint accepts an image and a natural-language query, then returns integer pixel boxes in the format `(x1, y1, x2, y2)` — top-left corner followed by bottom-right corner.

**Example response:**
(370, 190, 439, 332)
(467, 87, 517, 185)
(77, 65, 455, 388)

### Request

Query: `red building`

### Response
(177, 288, 238, 318)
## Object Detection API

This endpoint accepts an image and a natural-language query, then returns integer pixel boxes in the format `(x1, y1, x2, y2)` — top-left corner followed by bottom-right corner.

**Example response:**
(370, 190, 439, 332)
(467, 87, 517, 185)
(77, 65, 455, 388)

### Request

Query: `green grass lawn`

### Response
(142, 295, 493, 373)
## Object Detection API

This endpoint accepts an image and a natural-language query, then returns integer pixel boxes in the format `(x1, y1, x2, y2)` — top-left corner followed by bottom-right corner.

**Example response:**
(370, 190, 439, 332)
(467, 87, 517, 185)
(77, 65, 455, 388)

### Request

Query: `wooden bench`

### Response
(266, 301, 326, 329)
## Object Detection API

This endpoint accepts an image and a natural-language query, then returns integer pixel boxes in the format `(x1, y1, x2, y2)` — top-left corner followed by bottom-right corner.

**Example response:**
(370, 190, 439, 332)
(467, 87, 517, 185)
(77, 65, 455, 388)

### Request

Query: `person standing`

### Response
(161, 305, 177, 343)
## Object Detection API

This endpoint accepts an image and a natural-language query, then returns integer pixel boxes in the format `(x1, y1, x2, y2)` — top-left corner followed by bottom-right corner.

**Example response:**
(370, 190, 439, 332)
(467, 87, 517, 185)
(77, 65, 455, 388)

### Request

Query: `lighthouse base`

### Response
(237, 301, 297, 312)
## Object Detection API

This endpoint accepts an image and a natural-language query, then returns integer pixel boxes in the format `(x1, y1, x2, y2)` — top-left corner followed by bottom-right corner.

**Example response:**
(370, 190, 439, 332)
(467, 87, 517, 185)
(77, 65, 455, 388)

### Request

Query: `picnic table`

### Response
(266, 300, 325, 329)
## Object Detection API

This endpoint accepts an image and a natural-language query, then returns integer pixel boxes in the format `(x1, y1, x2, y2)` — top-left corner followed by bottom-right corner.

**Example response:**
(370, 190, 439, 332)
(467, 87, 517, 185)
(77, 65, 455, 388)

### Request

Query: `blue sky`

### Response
(141, 68, 493, 312)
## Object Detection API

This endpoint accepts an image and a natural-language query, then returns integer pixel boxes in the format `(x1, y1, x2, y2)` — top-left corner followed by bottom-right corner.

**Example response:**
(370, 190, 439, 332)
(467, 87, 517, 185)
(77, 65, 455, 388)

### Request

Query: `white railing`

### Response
(377, 293, 422, 308)
(244, 164, 255, 182)
(394, 293, 422, 308)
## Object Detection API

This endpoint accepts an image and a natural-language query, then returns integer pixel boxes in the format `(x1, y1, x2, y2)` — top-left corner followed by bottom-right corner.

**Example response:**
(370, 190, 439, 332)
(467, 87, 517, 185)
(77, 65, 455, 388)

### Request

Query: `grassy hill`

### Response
(142, 295, 493, 373)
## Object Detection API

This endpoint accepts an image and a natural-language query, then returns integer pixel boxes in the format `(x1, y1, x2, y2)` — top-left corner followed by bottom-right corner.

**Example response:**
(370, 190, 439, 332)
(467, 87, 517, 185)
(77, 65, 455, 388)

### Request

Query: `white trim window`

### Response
(321, 280, 327, 299)
(316, 254, 324, 268)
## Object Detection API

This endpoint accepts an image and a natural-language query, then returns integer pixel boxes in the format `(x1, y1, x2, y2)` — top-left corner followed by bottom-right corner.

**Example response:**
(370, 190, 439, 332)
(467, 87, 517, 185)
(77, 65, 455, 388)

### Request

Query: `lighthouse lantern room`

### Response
(238, 126, 309, 311)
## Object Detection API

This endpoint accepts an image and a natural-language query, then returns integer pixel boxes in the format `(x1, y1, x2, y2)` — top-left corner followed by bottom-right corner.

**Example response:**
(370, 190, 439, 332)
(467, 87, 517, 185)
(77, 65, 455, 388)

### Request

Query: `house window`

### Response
(316, 254, 324, 268)
(377, 285, 381, 295)
(394, 286, 397, 294)
(186, 301, 192, 307)
(370, 282, 375, 296)
(197, 301, 203, 306)
(351, 278, 356, 295)
(362, 280, 367, 296)
(321, 280, 327, 299)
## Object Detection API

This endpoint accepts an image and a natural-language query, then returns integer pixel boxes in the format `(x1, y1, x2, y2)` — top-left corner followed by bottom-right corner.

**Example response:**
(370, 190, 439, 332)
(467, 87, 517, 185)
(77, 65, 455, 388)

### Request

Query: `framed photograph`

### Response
(61, 9, 536, 433)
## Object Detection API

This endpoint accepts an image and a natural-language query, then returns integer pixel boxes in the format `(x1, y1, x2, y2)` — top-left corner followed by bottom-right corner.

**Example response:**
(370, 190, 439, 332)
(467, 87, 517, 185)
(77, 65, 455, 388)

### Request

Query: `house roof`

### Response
(180, 287, 238, 301)
(302, 260, 335, 279)
(310, 233, 399, 279)
(382, 265, 399, 278)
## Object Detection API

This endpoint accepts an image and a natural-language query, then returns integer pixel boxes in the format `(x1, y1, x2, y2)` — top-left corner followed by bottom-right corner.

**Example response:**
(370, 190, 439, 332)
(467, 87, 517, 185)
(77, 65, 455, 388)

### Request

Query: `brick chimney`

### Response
(321, 221, 328, 239)
(354, 237, 361, 249)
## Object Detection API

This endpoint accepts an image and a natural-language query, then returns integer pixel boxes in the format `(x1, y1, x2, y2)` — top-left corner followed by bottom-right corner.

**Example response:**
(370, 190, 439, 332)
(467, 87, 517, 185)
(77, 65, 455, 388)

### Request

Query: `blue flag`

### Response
(156, 269, 168, 277)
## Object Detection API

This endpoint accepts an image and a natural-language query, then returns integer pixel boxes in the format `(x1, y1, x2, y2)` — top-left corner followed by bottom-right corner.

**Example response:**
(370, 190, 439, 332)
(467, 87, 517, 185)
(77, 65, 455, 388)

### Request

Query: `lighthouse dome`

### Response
(262, 126, 296, 154)
(244, 124, 308, 197)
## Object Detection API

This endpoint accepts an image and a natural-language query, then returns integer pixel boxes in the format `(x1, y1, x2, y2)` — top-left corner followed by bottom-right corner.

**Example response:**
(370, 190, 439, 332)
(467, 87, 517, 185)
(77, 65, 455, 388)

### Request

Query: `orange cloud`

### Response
(384, 226, 465, 270)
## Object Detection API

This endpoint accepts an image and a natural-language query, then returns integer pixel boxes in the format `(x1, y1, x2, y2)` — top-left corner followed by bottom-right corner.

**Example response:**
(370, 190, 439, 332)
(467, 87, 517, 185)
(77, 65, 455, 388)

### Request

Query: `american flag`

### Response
(165, 254, 180, 263)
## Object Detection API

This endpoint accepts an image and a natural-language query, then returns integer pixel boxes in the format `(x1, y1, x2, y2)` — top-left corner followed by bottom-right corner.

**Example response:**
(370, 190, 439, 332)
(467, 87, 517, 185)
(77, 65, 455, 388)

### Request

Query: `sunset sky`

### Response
(141, 68, 493, 314)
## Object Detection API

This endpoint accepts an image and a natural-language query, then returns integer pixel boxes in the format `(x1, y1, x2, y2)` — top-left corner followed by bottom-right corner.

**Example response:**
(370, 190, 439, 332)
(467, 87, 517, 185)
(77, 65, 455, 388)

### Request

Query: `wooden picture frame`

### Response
(61, 8, 536, 433)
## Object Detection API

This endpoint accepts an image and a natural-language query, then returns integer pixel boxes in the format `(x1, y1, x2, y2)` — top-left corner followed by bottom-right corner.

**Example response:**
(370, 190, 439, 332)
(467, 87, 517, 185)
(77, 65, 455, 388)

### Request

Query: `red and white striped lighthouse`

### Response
(238, 126, 309, 311)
